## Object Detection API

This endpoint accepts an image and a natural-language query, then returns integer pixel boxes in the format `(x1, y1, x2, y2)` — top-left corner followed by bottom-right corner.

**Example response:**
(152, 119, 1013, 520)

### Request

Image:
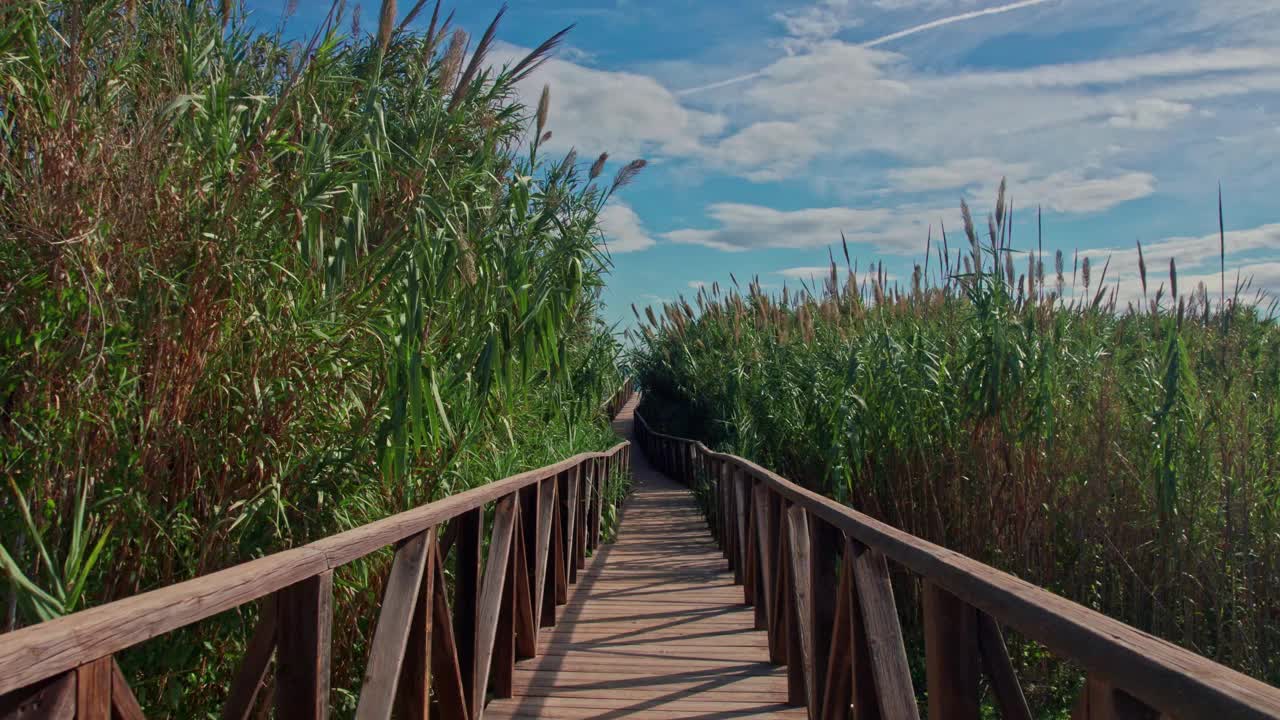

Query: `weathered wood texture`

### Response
(485, 398, 804, 719)
(0, 385, 634, 715)
(635, 408, 1280, 720)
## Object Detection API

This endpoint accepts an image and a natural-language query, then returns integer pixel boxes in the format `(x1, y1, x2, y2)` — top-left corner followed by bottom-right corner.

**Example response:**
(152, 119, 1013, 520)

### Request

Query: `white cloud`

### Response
(663, 202, 946, 254)
(1000, 170, 1157, 213)
(772, 0, 861, 52)
(494, 45, 726, 160)
(889, 160, 1155, 213)
(777, 265, 836, 279)
(687, 280, 708, 289)
(1087, 223, 1280, 274)
(739, 42, 908, 116)
(941, 47, 1280, 91)
(598, 202, 656, 253)
(665, 204, 891, 251)
(700, 121, 827, 181)
(1107, 98, 1193, 130)
(889, 158, 1033, 192)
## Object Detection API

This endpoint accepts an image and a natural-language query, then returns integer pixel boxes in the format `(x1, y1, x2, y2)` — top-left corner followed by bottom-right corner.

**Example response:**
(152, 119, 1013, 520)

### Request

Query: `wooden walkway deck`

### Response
(485, 397, 803, 718)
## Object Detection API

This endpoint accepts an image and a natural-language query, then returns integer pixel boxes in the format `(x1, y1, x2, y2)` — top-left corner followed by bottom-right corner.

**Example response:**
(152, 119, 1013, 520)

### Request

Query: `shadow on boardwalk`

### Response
(484, 395, 804, 719)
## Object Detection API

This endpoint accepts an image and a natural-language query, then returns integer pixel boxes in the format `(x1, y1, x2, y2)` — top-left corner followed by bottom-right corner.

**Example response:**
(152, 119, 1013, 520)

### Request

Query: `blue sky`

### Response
(253, 0, 1280, 330)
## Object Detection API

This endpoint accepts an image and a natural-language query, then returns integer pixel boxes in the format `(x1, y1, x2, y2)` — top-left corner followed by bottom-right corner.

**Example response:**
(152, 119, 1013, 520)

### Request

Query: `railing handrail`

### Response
(0, 380, 637, 710)
(633, 409, 1280, 720)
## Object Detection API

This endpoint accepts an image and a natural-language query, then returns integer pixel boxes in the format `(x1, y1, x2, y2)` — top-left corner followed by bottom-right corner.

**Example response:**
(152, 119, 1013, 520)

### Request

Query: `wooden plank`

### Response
(533, 477, 556, 630)
(110, 660, 146, 720)
(561, 469, 579, 587)
(494, 522, 517, 700)
(275, 570, 333, 720)
(851, 545, 918, 720)
(355, 530, 433, 720)
(485, 421, 798, 720)
(641, 431, 1280, 720)
(472, 495, 517, 714)
(0, 671, 75, 719)
(734, 468, 750, 586)
(550, 478, 568, 608)
(574, 466, 588, 572)
(452, 508, 483, 709)
(1073, 676, 1162, 720)
(394, 531, 436, 720)
(744, 478, 759, 612)
(753, 483, 775, 635)
(848, 543, 881, 720)
(76, 657, 112, 720)
(512, 506, 537, 661)
(977, 612, 1032, 720)
(770, 492, 789, 666)
(308, 445, 626, 570)
(786, 506, 815, 712)
(809, 519, 840, 715)
(222, 597, 276, 720)
(0, 442, 627, 698)
(821, 549, 855, 720)
(924, 581, 980, 720)
(429, 544, 469, 720)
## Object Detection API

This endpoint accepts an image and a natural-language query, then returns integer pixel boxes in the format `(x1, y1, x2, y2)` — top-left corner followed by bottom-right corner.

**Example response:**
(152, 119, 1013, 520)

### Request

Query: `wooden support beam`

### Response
(561, 468, 579, 585)
(735, 468, 751, 588)
(786, 506, 816, 713)
(275, 571, 333, 720)
(809, 519, 842, 718)
(471, 495, 517, 714)
(452, 509, 483, 708)
(1072, 676, 1162, 720)
(0, 671, 76, 719)
(512, 507, 537, 661)
(110, 660, 146, 720)
(851, 544, 918, 720)
(574, 466, 588, 572)
(76, 657, 112, 719)
(551, 476, 568, 607)
(924, 581, 980, 720)
(428, 544, 468, 720)
(753, 483, 775, 635)
(744, 483, 759, 611)
(356, 530, 433, 720)
(534, 477, 556, 629)
(821, 548, 856, 720)
(977, 612, 1032, 720)
(769, 492, 789, 665)
(394, 532, 437, 720)
(223, 597, 277, 720)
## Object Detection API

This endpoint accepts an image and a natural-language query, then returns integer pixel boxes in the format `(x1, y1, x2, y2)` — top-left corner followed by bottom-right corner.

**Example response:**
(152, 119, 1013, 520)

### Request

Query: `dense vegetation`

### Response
(632, 186, 1280, 707)
(0, 0, 638, 713)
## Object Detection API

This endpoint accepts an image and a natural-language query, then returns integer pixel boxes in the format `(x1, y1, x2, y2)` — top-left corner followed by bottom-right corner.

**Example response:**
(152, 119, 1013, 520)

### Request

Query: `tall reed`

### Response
(0, 0, 637, 713)
(632, 187, 1280, 704)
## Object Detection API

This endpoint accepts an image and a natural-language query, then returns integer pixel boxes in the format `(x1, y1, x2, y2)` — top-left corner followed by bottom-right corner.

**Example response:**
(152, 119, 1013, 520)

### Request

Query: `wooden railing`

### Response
(0, 384, 636, 719)
(634, 410, 1280, 720)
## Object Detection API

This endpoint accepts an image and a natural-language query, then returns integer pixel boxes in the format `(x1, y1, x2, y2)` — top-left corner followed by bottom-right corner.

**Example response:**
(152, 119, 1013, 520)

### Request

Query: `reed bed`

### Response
(0, 0, 638, 713)
(631, 186, 1280, 708)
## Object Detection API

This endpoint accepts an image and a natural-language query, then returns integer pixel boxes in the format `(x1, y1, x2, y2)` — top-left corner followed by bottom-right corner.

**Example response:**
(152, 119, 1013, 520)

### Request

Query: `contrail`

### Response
(676, 0, 1056, 96)
(861, 0, 1055, 48)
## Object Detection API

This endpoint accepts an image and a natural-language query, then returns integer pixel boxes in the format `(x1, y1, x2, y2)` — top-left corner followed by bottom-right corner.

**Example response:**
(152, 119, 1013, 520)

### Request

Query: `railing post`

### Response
(76, 656, 112, 719)
(924, 581, 980, 720)
(452, 509, 483, 711)
(751, 482, 771, 631)
(782, 504, 809, 708)
(275, 570, 334, 720)
(808, 519, 841, 718)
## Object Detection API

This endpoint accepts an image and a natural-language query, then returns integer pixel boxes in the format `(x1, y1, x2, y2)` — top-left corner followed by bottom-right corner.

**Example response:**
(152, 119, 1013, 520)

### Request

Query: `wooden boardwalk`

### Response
(485, 397, 803, 718)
